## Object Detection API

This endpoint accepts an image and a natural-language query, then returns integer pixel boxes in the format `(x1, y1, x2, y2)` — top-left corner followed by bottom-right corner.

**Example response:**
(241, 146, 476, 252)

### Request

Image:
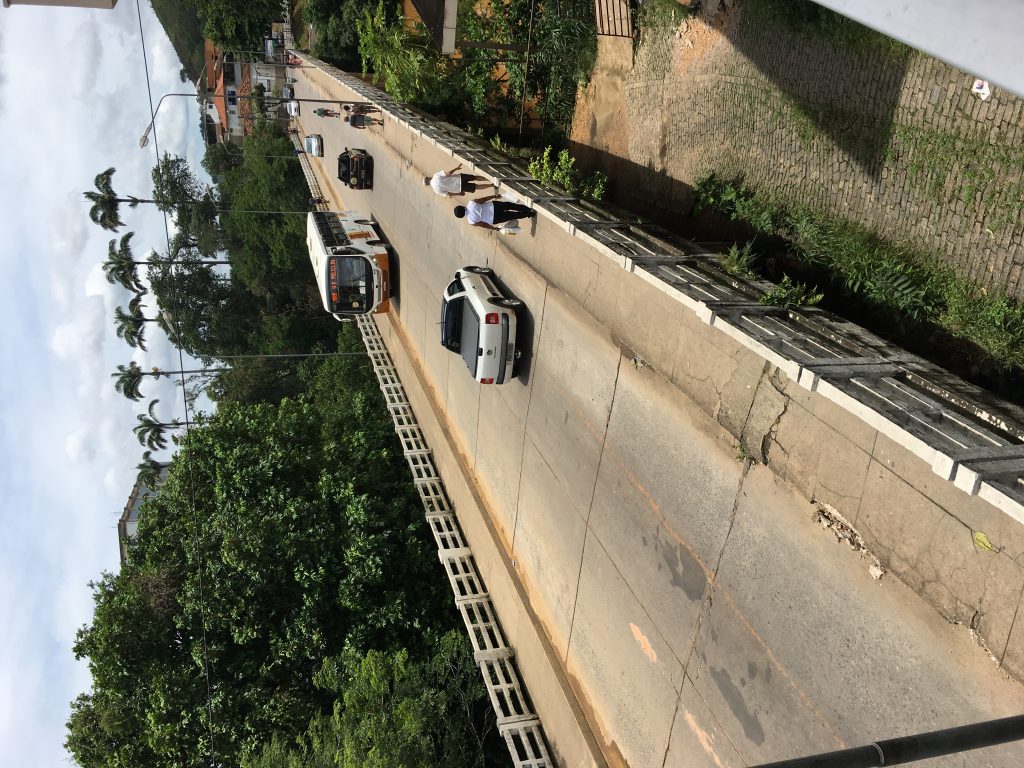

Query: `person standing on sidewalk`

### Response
(453, 194, 536, 231)
(425, 164, 493, 197)
(345, 114, 383, 129)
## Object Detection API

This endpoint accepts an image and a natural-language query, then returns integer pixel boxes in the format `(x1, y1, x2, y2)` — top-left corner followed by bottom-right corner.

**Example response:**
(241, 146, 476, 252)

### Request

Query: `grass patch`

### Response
(890, 122, 1024, 233)
(742, 0, 910, 59)
(637, 0, 691, 32)
(694, 173, 1024, 375)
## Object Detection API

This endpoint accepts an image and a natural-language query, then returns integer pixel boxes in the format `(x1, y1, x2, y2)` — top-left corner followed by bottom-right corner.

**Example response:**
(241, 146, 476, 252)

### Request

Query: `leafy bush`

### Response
(721, 241, 757, 278)
(527, 146, 607, 200)
(693, 173, 1024, 372)
(760, 275, 823, 308)
(244, 633, 497, 768)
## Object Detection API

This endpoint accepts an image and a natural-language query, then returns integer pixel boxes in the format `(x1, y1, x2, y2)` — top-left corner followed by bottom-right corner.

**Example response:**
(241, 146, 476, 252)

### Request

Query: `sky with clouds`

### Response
(0, 3, 209, 764)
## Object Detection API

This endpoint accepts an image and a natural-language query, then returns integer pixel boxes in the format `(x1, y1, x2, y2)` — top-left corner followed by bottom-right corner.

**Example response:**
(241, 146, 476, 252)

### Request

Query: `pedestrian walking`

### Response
(308, 196, 326, 206)
(425, 164, 493, 197)
(454, 195, 536, 231)
(345, 114, 383, 129)
(314, 107, 339, 118)
(343, 103, 380, 116)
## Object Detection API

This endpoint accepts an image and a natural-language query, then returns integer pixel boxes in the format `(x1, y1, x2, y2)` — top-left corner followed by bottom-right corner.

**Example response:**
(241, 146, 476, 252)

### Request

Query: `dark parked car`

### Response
(337, 147, 373, 190)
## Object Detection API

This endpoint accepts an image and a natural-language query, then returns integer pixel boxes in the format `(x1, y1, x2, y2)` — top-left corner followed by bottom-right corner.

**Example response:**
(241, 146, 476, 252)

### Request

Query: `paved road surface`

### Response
(292, 71, 1024, 768)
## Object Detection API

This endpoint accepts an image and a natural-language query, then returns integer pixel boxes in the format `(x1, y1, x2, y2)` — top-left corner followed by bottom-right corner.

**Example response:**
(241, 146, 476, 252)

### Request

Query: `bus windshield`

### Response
(327, 255, 373, 314)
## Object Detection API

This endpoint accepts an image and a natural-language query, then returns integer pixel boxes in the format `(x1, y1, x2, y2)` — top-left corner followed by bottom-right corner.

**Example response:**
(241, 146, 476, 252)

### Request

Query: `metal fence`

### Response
(302, 54, 1024, 526)
(356, 315, 555, 768)
(594, 0, 634, 37)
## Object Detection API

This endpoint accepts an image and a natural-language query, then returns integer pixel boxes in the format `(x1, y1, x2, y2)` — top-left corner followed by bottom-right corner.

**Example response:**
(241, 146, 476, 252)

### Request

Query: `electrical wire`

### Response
(133, 0, 217, 763)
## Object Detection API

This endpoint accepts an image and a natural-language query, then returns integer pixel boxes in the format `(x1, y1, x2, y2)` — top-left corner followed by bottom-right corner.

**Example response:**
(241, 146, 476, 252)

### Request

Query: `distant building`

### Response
(201, 39, 257, 145)
(117, 466, 168, 565)
(199, 38, 288, 147)
(3, 0, 118, 8)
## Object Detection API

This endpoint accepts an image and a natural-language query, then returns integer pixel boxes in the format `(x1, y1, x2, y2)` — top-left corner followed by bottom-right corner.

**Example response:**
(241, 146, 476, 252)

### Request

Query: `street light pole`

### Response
(139, 92, 199, 148)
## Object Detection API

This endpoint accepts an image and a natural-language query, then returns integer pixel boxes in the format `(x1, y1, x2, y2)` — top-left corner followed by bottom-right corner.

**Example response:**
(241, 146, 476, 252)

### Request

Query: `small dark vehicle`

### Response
(337, 148, 373, 190)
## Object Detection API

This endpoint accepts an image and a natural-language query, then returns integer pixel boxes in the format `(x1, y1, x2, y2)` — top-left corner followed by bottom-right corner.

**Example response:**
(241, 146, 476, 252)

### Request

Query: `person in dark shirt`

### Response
(345, 114, 384, 129)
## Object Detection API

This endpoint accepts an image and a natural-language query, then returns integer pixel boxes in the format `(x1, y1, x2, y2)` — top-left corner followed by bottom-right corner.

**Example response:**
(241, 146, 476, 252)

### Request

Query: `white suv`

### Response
(440, 267, 522, 384)
(304, 134, 324, 157)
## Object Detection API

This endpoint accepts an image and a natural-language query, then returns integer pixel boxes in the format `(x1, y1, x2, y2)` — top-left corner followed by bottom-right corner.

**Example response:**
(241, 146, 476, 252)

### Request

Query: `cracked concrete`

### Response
(559, 250, 1024, 685)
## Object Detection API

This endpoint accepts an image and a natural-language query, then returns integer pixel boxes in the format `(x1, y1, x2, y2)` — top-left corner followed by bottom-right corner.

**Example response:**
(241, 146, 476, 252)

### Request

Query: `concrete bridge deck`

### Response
(290, 61, 1024, 768)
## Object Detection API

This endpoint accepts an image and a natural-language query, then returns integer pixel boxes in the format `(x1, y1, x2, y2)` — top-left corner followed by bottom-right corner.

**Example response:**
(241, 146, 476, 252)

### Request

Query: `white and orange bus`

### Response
(307, 211, 391, 318)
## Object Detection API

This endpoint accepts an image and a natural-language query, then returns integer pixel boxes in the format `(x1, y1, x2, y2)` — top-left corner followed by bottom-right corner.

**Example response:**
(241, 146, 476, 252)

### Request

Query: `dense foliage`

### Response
(245, 633, 495, 768)
(67, 349, 494, 767)
(150, 0, 206, 83)
(186, 0, 281, 52)
(142, 123, 337, 373)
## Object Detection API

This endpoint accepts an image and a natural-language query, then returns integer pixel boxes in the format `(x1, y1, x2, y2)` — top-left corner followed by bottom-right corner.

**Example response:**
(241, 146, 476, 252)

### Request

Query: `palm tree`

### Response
(102, 233, 150, 292)
(113, 361, 229, 402)
(133, 400, 184, 451)
(84, 168, 157, 232)
(113, 300, 169, 352)
(135, 451, 167, 488)
(113, 306, 150, 351)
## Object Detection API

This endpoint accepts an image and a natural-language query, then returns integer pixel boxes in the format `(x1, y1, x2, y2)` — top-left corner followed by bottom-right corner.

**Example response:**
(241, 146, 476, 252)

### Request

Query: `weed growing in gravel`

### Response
(759, 275, 824, 309)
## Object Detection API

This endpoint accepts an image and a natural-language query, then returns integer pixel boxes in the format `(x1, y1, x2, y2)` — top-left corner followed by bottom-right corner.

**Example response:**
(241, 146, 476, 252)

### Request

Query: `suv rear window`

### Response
(440, 297, 464, 350)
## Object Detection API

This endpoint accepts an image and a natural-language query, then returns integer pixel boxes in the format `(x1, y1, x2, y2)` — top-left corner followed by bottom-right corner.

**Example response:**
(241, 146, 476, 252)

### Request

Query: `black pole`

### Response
(750, 715, 1024, 768)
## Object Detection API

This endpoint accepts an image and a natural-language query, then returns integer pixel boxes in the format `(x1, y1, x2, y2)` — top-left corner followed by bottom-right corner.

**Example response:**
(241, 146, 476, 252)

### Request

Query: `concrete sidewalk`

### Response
(295, 62, 1024, 768)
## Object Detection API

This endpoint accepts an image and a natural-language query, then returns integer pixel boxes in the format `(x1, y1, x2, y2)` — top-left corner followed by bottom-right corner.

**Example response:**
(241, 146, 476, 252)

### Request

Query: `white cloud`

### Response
(0, 2, 213, 765)
(67, 15, 103, 99)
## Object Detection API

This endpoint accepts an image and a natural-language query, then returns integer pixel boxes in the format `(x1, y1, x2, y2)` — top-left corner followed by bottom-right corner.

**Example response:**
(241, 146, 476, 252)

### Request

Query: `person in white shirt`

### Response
(424, 164, 493, 197)
(453, 195, 536, 231)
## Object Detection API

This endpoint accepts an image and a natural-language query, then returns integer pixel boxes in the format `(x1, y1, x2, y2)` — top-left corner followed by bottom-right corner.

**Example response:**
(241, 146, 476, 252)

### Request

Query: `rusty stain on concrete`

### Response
(630, 622, 658, 663)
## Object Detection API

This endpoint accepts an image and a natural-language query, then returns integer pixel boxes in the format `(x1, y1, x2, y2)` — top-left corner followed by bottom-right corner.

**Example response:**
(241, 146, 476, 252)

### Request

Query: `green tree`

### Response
(133, 399, 185, 450)
(102, 232, 149, 292)
(113, 361, 229, 402)
(135, 450, 166, 487)
(152, 153, 224, 255)
(245, 633, 495, 768)
(356, 1, 456, 108)
(70, 359, 457, 768)
(186, 0, 280, 51)
(85, 167, 157, 232)
(113, 303, 166, 351)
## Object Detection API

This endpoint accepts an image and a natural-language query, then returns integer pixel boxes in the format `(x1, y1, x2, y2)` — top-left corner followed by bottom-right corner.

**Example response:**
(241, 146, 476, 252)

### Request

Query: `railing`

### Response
(594, 0, 634, 37)
(356, 315, 555, 768)
(302, 54, 1024, 526)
